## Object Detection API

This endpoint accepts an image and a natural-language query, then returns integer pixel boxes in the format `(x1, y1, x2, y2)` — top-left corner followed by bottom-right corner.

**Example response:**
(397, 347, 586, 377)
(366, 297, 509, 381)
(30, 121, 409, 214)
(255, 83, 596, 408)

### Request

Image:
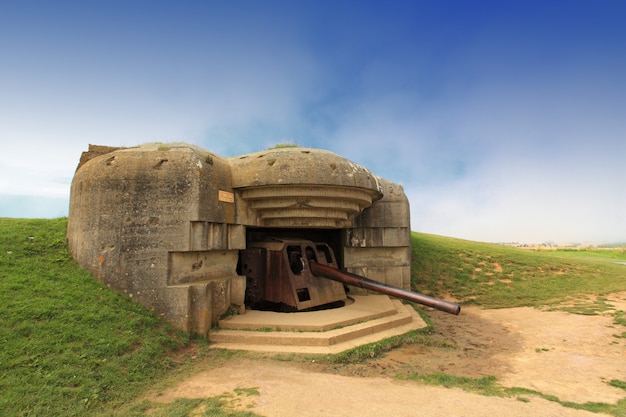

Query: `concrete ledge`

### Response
(217, 295, 398, 331)
(208, 295, 428, 354)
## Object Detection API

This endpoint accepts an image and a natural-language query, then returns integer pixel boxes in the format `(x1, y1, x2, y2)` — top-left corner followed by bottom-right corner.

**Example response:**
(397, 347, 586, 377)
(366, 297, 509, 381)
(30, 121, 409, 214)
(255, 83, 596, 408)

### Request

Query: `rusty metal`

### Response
(239, 247, 267, 305)
(240, 237, 460, 315)
(309, 261, 461, 315)
(240, 238, 347, 311)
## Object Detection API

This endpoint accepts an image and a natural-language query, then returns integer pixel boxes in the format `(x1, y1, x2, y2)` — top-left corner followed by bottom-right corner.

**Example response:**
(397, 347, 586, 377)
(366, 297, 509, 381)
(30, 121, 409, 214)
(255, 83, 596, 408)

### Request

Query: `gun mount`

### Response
(239, 238, 460, 315)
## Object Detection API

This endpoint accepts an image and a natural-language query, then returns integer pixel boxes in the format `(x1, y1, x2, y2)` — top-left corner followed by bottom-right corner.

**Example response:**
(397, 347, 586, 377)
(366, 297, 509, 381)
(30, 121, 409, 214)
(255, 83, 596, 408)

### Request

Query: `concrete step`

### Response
(208, 295, 428, 354)
(217, 294, 399, 332)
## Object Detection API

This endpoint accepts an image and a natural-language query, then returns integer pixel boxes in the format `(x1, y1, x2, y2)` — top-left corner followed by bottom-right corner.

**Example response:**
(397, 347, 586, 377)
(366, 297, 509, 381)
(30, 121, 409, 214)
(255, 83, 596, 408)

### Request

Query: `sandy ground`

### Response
(150, 293, 626, 417)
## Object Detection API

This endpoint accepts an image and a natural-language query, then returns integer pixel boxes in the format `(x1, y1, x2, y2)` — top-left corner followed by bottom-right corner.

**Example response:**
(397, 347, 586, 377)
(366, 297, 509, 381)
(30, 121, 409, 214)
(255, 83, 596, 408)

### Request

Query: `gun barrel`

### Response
(309, 261, 461, 315)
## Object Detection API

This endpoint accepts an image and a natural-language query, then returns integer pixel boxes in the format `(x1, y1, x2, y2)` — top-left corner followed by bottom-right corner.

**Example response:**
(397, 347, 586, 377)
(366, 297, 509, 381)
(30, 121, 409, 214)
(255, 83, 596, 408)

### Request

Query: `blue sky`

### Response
(1, 0, 624, 244)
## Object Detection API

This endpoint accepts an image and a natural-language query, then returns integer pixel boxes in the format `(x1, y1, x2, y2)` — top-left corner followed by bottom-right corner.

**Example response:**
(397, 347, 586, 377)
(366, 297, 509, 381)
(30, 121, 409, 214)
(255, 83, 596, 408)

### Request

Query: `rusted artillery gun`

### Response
(239, 238, 460, 315)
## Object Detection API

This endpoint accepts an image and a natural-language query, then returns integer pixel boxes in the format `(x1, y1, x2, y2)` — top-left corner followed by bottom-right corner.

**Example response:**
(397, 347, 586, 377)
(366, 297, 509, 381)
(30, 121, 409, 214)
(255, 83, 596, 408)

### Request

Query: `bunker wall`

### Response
(68, 144, 412, 335)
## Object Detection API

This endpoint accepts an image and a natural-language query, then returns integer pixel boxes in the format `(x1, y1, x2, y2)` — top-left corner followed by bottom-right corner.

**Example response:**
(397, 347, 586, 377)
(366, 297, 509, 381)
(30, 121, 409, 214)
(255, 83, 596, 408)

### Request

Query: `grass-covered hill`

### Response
(1, 218, 624, 416)
(411, 232, 626, 309)
(0, 218, 191, 416)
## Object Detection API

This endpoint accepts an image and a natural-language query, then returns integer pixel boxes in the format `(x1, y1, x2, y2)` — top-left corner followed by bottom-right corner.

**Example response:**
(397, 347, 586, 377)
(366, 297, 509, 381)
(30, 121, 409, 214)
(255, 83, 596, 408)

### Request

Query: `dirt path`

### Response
(151, 293, 626, 417)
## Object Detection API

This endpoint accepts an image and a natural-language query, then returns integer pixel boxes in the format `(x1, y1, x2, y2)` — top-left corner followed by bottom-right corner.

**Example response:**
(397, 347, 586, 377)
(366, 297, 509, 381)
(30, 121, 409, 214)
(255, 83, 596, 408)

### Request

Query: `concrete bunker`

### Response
(68, 143, 454, 350)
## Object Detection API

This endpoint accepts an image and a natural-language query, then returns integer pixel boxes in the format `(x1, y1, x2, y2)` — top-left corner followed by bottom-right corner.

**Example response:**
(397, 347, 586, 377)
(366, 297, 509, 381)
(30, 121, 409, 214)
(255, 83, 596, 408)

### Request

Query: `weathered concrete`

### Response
(209, 296, 427, 354)
(68, 143, 411, 335)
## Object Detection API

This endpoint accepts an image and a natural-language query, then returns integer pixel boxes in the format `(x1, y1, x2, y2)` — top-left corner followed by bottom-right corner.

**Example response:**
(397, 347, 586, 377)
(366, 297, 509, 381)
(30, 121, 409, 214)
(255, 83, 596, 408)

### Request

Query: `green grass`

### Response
(269, 143, 298, 149)
(2, 218, 625, 416)
(0, 218, 191, 416)
(126, 397, 262, 417)
(549, 247, 626, 262)
(411, 232, 626, 309)
(398, 373, 626, 416)
(611, 380, 626, 391)
(398, 373, 502, 395)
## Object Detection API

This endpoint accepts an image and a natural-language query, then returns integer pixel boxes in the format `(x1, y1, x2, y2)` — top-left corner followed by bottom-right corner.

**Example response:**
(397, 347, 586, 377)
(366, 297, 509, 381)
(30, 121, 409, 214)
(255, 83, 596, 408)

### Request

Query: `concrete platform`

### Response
(208, 295, 428, 354)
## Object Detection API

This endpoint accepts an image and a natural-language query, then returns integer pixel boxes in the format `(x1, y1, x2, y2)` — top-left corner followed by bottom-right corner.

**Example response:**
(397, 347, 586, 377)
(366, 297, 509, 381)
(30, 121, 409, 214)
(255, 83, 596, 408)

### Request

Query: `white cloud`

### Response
(1, 2, 624, 244)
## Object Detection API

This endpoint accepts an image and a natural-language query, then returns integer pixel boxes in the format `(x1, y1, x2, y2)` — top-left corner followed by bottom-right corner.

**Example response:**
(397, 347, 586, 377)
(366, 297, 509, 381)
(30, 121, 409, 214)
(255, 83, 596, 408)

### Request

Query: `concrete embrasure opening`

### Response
(240, 227, 348, 314)
(217, 227, 430, 354)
